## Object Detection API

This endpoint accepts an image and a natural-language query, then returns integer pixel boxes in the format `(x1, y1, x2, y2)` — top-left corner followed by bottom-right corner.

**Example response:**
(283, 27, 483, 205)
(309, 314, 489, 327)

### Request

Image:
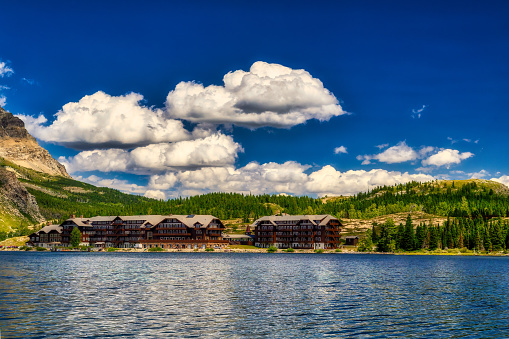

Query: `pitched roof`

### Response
(67, 218, 94, 227)
(116, 215, 167, 227)
(251, 214, 338, 227)
(168, 215, 221, 228)
(35, 224, 62, 234)
(62, 214, 220, 229)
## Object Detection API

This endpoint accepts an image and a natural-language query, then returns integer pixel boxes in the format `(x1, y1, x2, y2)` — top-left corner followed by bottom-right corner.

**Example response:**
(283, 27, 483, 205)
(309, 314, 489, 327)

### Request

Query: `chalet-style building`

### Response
(139, 215, 228, 250)
(27, 224, 63, 248)
(253, 214, 342, 249)
(60, 216, 98, 246)
(56, 214, 228, 249)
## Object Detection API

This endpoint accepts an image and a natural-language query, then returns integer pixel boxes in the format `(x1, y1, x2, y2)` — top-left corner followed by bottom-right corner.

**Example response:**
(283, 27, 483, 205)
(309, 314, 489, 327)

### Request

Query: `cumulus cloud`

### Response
(144, 190, 167, 200)
(0, 62, 14, 77)
(60, 133, 243, 174)
(491, 176, 509, 188)
(334, 146, 347, 154)
(375, 142, 418, 164)
(165, 61, 345, 128)
(421, 149, 474, 168)
(376, 143, 389, 150)
(142, 162, 434, 197)
(0, 96, 6, 107)
(358, 141, 418, 165)
(305, 166, 434, 196)
(148, 172, 178, 190)
(17, 91, 195, 149)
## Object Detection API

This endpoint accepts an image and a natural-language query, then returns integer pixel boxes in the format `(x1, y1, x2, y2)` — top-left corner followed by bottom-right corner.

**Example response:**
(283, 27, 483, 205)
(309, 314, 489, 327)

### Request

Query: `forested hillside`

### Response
(2, 154, 509, 244)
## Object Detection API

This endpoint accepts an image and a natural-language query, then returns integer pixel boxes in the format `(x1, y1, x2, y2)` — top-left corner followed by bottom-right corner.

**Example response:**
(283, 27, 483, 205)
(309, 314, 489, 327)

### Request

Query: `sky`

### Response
(1, 0, 508, 199)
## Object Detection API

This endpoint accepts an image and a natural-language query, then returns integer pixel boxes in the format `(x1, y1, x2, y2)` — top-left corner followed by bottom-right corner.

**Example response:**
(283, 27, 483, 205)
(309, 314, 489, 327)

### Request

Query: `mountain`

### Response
(0, 107, 70, 178)
(0, 161, 45, 233)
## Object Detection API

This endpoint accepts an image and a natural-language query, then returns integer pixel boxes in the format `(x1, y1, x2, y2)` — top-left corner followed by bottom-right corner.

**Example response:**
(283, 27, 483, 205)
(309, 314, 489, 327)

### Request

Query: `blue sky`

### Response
(1, 0, 508, 199)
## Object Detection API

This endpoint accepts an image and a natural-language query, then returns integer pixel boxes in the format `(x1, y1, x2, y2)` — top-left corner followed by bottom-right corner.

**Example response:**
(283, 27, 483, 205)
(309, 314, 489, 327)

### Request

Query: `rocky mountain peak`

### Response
(0, 107, 70, 178)
(0, 107, 35, 140)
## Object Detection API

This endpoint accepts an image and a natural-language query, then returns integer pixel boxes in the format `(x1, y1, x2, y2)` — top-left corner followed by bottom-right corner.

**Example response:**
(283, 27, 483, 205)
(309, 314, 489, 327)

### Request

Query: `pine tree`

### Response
(371, 222, 378, 244)
(376, 219, 395, 252)
(396, 223, 405, 250)
(491, 218, 504, 251)
(403, 214, 415, 251)
(429, 225, 439, 250)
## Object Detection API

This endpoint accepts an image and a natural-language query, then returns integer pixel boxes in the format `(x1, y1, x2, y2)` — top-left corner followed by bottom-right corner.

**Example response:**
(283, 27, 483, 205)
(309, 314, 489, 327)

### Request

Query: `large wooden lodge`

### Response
(29, 214, 229, 250)
(28, 213, 342, 250)
(253, 214, 342, 249)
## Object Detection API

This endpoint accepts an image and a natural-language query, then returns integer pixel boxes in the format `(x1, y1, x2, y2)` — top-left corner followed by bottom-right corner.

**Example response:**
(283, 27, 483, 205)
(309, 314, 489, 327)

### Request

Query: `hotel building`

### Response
(253, 214, 342, 249)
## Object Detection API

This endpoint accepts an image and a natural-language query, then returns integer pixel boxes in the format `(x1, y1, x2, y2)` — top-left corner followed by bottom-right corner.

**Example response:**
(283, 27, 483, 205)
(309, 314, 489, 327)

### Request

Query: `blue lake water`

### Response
(1, 252, 509, 338)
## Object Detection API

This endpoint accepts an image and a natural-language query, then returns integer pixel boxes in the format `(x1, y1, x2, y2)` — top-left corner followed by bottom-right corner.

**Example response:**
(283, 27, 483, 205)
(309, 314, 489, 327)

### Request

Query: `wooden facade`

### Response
(57, 214, 228, 249)
(253, 214, 342, 249)
(139, 215, 228, 249)
(27, 224, 63, 248)
(344, 236, 359, 246)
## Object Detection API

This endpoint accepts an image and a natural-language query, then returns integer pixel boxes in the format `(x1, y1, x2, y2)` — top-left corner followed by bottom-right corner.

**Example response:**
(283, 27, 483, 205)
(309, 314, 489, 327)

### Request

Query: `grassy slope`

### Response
(0, 236, 29, 247)
(0, 157, 156, 231)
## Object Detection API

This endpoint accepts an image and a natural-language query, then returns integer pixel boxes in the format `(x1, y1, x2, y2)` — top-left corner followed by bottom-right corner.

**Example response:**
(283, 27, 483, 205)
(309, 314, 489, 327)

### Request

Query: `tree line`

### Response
(358, 214, 509, 253)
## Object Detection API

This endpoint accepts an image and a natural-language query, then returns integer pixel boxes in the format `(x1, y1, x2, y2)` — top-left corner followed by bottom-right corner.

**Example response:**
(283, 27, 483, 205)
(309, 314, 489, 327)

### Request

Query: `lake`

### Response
(1, 252, 509, 338)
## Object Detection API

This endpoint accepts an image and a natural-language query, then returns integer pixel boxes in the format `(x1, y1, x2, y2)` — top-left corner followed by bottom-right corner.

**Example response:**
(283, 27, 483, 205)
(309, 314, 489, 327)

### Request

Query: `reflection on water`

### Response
(1, 252, 509, 338)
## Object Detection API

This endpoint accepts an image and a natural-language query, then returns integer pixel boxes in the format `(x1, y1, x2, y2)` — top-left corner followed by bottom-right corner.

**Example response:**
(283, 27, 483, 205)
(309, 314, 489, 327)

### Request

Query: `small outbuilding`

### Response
(223, 234, 254, 246)
(344, 236, 360, 246)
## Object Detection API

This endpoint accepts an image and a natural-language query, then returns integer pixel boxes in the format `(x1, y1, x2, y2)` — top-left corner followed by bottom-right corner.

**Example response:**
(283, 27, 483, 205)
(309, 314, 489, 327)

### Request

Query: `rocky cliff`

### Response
(0, 107, 70, 178)
(0, 165, 44, 227)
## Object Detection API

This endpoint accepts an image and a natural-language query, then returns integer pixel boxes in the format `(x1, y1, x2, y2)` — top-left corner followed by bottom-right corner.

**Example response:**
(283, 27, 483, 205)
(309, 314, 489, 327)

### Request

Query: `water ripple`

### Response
(1, 252, 509, 338)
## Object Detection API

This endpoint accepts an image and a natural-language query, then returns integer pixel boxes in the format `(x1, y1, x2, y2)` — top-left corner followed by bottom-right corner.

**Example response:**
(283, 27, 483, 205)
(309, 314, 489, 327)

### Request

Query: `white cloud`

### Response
(422, 149, 474, 168)
(165, 61, 345, 128)
(17, 91, 195, 149)
(491, 176, 509, 188)
(60, 133, 243, 174)
(305, 167, 434, 196)
(144, 190, 166, 200)
(0, 96, 6, 107)
(415, 166, 434, 173)
(375, 141, 418, 164)
(447, 137, 458, 144)
(469, 169, 489, 179)
(356, 154, 373, 165)
(334, 146, 347, 154)
(411, 104, 427, 119)
(143, 162, 434, 197)
(21, 78, 36, 85)
(0, 62, 13, 77)
(358, 141, 418, 165)
(376, 143, 389, 150)
(419, 146, 435, 157)
(148, 172, 178, 190)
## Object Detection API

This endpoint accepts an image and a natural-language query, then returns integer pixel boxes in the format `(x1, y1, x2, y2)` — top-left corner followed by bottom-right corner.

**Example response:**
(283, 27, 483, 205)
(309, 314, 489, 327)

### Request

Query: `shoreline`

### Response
(2, 248, 508, 256)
